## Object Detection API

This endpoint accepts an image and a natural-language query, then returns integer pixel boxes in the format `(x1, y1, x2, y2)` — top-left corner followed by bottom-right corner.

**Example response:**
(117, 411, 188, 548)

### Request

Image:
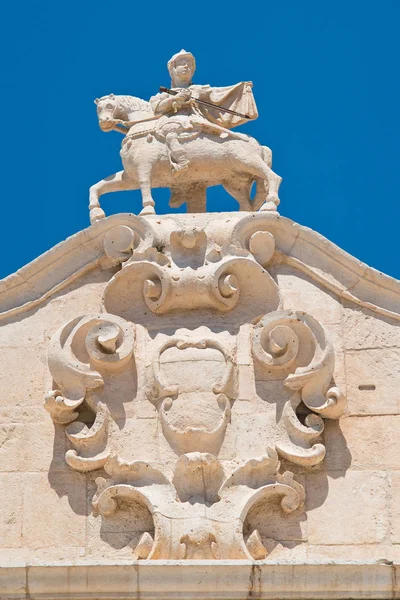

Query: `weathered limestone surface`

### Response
(0, 211, 399, 599)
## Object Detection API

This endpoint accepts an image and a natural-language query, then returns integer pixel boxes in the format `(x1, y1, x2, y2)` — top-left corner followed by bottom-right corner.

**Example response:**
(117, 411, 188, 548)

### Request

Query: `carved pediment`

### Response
(34, 211, 388, 561)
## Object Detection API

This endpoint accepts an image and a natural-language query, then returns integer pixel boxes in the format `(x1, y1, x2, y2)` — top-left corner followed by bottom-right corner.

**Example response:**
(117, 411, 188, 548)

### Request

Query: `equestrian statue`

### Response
(89, 50, 282, 223)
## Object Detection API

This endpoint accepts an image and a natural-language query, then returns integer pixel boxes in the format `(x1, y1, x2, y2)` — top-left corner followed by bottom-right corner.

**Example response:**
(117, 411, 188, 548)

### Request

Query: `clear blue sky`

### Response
(1, 1, 399, 279)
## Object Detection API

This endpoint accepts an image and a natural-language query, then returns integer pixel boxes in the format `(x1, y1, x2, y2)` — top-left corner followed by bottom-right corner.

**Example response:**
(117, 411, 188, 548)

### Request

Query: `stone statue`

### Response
(89, 50, 282, 223)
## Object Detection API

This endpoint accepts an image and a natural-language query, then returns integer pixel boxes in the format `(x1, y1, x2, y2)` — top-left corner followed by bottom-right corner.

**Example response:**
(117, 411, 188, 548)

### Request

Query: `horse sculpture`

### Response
(89, 94, 282, 223)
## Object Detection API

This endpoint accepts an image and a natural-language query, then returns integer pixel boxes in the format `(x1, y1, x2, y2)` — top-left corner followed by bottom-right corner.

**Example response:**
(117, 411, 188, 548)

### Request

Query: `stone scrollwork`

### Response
(43, 212, 348, 559)
(231, 213, 278, 268)
(45, 314, 135, 471)
(93, 449, 304, 560)
(252, 309, 346, 466)
(102, 224, 281, 317)
(150, 332, 237, 455)
(102, 216, 156, 266)
(252, 310, 346, 419)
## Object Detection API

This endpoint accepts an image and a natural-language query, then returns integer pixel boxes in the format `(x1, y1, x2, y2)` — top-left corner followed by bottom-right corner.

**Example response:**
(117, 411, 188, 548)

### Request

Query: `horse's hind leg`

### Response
(89, 170, 137, 224)
(238, 155, 282, 212)
(258, 164, 281, 211)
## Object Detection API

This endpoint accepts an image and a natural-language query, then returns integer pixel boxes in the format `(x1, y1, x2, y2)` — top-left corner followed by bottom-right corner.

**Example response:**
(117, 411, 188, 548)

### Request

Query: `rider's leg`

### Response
(194, 120, 249, 142)
(89, 171, 137, 223)
(165, 132, 190, 173)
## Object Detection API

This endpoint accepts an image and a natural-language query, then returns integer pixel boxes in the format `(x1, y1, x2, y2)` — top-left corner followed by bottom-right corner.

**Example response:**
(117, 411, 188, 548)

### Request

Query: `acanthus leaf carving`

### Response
(251, 309, 346, 466)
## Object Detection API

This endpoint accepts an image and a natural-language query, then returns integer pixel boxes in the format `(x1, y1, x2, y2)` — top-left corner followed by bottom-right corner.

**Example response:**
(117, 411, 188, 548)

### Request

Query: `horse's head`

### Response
(95, 94, 153, 132)
(95, 94, 118, 132)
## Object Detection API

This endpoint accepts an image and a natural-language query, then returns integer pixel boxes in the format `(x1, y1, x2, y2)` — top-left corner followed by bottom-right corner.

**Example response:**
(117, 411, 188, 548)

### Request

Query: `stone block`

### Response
(306, 543, 400, 563)
(0, 564, 26, 598)
(0, 345, 46, 407)
(307, 471, 389, 544)
(0, 420, 66, 472)
(390, 472, 400, 543)
(342, 304, 400, 350)
(345, 348, 400, 414)
(324, 415, 400, 471)
(0, 474, 22, 547)
(278, 267, 342, 326)
(0, 405, 45, 424)
(112, 417, 159, 462)
(27, 564, 138, 597)
(22, 473, 86, 549)
(234, 412, 277, 459)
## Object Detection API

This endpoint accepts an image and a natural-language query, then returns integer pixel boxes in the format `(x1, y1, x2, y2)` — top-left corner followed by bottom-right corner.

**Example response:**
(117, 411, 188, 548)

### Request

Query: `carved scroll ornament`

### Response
(44, 215, 347, 560)
(93, 449, 303, 560)
(45, 314, 135, 471)
(252, 310, 346, 466)
(102, 224, 281, 318)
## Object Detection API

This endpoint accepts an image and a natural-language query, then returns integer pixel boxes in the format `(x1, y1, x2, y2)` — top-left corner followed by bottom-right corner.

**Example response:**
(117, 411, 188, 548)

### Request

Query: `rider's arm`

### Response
(150, 90, 191, 115)
(152, 94, 177, 115)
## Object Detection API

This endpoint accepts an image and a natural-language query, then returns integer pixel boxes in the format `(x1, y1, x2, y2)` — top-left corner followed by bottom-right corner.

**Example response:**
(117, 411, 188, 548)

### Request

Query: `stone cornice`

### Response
(1, 561, 398, 599)
(0, 212, 399, 322)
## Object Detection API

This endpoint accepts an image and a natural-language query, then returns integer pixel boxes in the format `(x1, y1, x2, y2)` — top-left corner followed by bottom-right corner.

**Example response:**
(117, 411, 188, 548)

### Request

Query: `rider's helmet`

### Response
(167, 50, 196, 77)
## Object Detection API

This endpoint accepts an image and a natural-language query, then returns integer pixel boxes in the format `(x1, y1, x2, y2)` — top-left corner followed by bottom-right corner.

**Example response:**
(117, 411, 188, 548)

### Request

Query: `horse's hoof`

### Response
(140, 205, 156, 215)
(90, 207, 106, 224)
(260, 197, 280, 212)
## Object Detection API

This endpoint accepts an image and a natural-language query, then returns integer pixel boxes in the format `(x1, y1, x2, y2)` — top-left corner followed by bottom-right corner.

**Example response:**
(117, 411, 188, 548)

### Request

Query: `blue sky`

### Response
(1, 1, 399, 279)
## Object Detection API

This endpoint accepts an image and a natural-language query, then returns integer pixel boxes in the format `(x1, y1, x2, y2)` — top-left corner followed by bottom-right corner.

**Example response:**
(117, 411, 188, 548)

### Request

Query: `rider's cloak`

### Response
(150, 82, 258, 129)
(193, 82, 258, 128)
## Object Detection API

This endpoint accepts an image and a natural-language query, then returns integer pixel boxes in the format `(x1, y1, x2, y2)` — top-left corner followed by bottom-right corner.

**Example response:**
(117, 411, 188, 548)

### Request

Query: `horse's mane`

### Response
(99, 94, 152, 113)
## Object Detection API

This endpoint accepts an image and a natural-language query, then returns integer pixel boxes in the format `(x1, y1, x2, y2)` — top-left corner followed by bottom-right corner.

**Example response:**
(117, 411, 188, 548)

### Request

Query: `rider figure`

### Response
(149, 50, 258, 173)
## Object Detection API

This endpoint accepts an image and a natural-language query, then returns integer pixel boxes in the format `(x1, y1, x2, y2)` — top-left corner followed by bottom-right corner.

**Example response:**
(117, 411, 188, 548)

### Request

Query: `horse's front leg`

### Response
(137, 164, 156, 215)
(88, 170, 136, 224)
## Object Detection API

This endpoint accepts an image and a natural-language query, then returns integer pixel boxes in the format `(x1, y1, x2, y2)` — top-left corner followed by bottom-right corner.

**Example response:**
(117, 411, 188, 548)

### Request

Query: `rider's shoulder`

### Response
(149, 92, 165, 104)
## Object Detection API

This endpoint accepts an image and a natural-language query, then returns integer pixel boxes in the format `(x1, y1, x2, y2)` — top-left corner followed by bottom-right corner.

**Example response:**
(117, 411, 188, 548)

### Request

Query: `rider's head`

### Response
(168, 50, 195, 87)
